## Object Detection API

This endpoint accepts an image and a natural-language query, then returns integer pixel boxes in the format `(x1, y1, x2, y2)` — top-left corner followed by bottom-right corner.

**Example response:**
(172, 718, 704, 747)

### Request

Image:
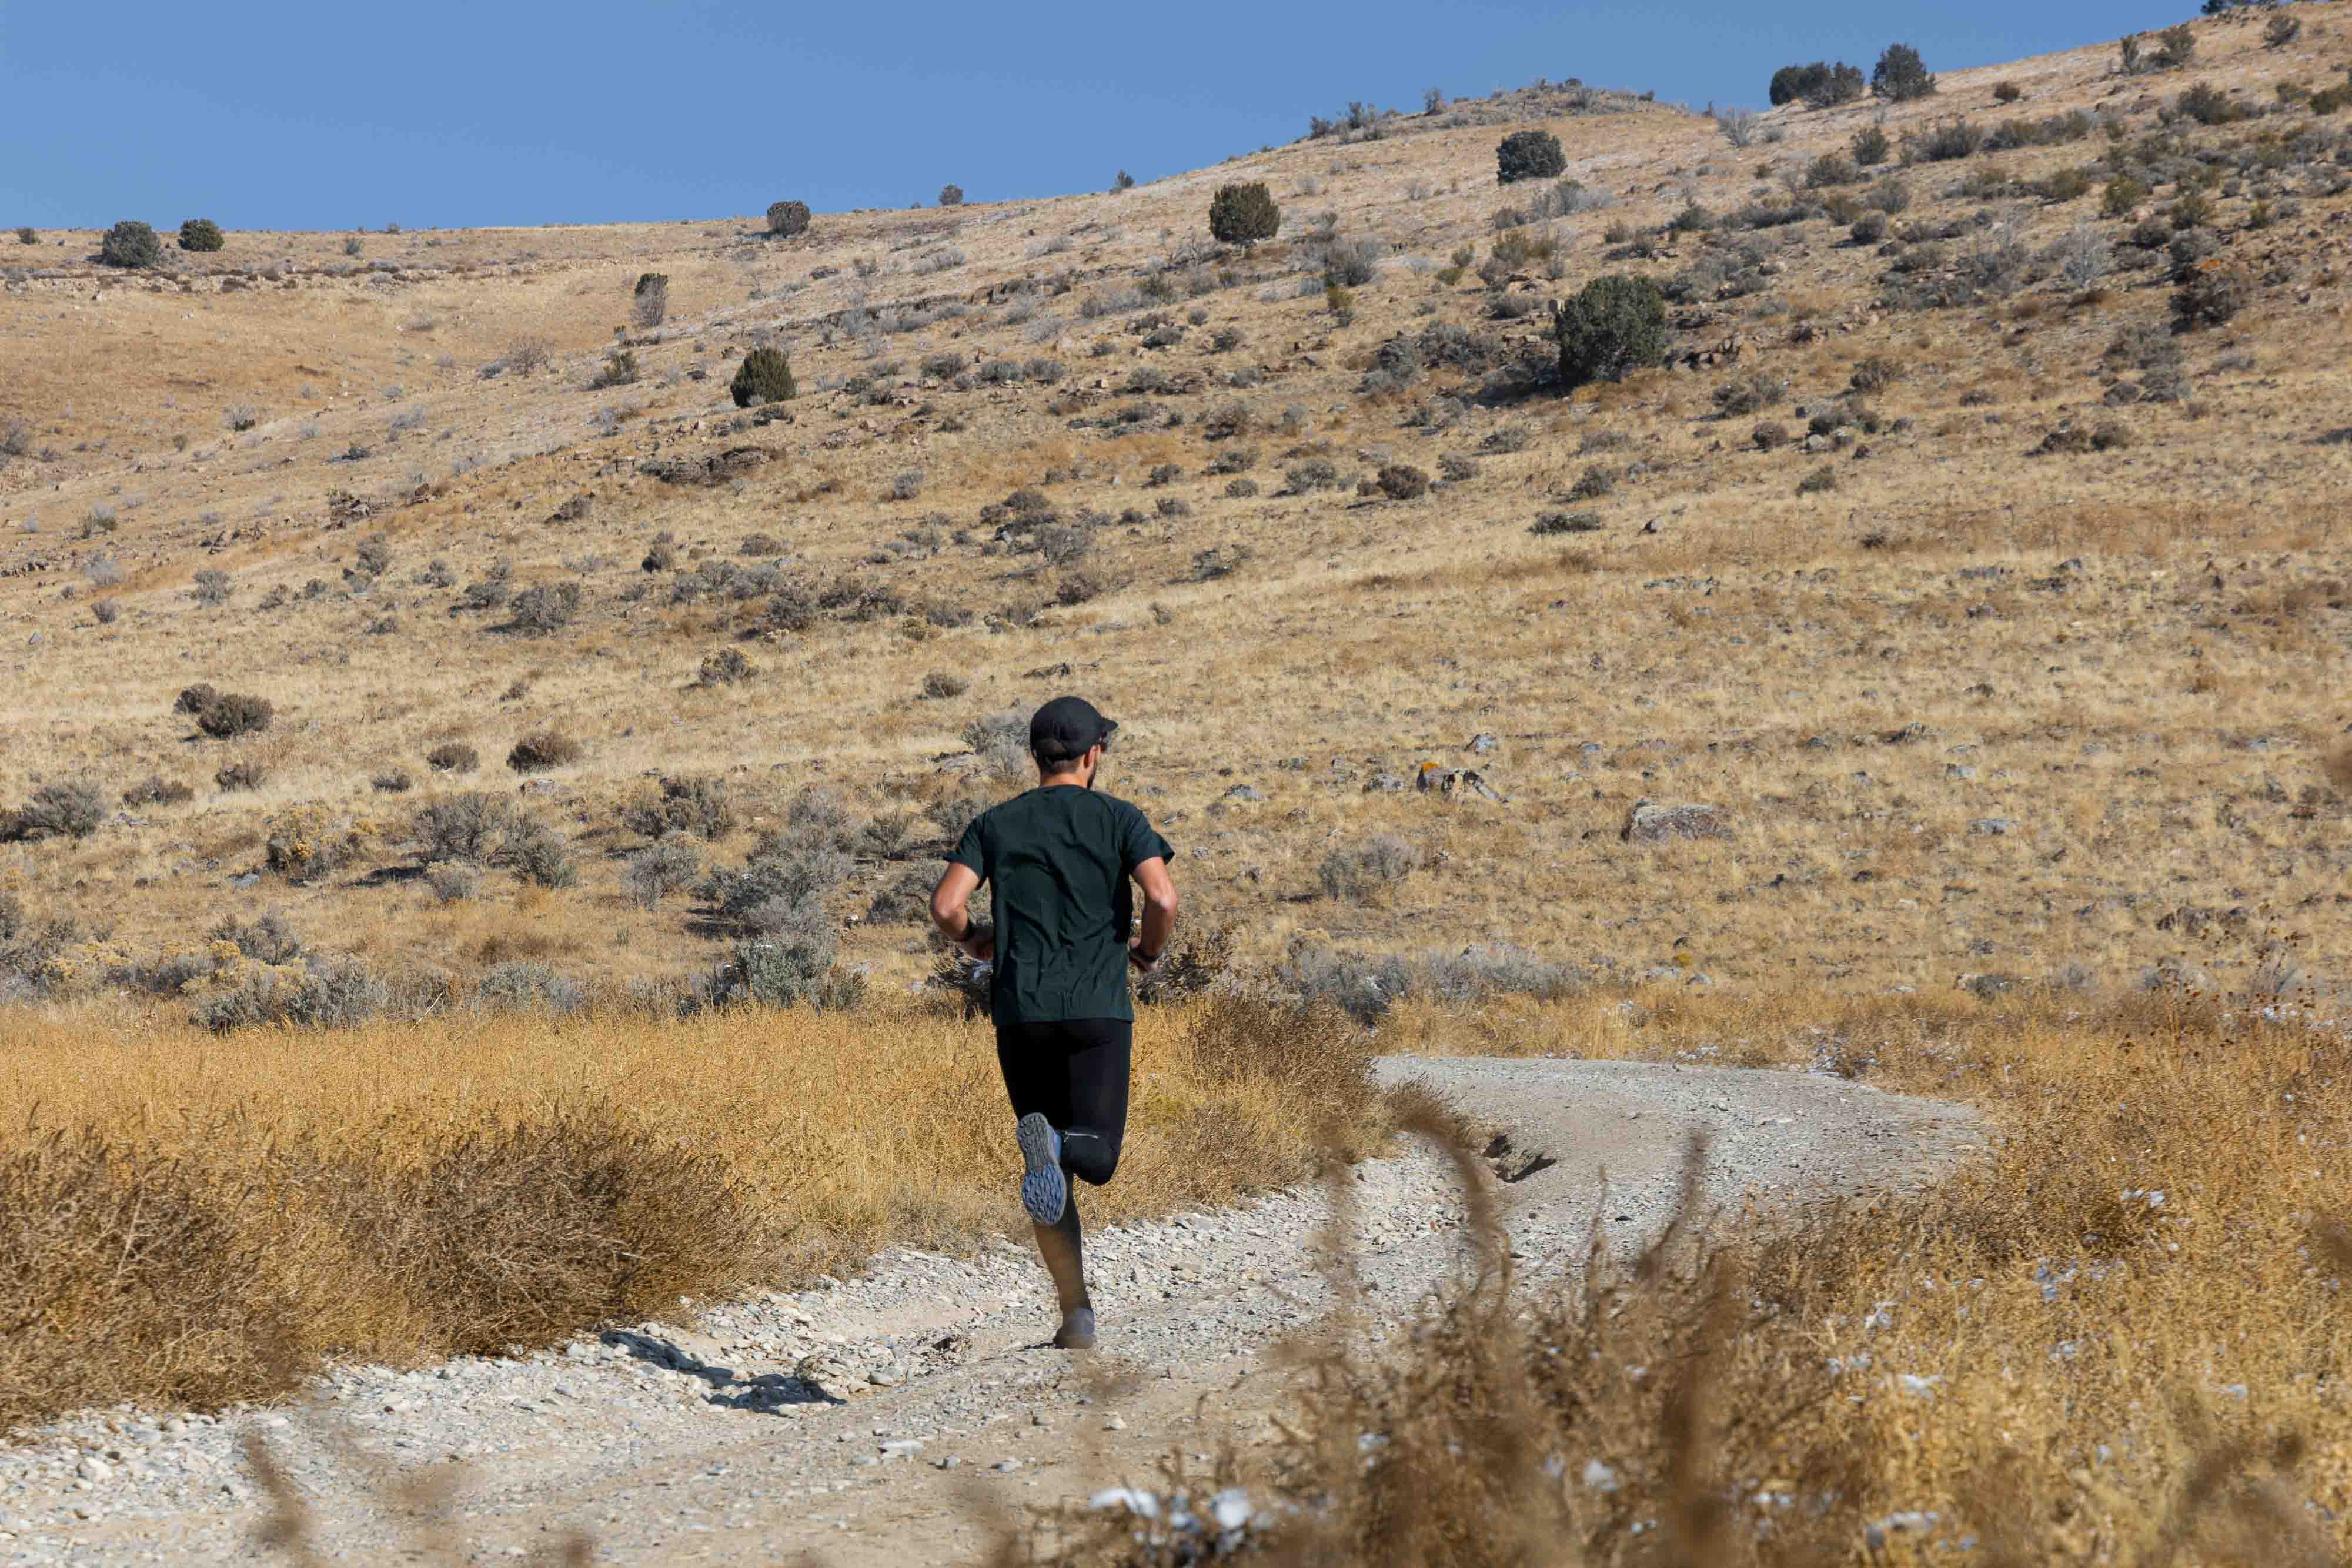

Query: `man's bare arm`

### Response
(930, 864, 993, 959)
(1130, 855, 1178, 967)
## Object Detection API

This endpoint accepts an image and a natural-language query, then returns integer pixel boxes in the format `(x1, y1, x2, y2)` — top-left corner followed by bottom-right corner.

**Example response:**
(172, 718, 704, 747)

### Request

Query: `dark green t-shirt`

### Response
(948, 786, 1174, 1027)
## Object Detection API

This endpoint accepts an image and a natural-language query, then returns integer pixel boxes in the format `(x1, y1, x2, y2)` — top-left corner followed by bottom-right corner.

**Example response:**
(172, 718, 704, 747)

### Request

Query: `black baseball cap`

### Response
(1030, 695, 1118, 763)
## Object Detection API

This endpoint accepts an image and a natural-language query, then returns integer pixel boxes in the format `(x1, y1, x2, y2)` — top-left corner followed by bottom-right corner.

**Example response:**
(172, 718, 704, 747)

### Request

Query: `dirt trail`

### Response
(13, 1058, 1980, 1566)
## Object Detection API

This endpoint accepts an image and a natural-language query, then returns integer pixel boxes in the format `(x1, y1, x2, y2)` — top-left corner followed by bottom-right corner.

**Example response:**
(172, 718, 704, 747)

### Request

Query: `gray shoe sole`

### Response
(1016, 1112, 1067, 1225)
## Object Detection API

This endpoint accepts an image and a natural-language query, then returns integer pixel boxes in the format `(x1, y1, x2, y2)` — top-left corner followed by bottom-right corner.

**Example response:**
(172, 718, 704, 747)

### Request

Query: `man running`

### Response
(929, 696, 1178, 1350)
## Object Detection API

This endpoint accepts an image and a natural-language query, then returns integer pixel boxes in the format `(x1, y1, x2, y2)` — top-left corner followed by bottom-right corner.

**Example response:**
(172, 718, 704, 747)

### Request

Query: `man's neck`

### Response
(1038, 770, 1090, 789)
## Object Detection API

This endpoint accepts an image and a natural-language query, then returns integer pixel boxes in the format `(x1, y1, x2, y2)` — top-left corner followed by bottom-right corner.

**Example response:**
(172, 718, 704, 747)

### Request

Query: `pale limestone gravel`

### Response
(5, 1057, 1980, 1566)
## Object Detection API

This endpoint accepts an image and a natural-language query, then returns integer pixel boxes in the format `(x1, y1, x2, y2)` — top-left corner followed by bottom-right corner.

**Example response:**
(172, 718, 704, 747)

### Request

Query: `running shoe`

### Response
(1053, 1306, 1097, 1351)
(1015, 1112, 1068, 1225)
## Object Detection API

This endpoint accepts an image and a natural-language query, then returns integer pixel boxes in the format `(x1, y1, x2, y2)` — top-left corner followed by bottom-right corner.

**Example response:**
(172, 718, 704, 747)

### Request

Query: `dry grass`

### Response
(0, 997, 1382, 1430)
(1031, 985, 2352, 1564)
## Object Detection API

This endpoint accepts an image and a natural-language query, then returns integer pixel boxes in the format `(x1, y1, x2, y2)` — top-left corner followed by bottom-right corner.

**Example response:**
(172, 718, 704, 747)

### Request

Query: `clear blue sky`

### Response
(3, 0, 2180, 232)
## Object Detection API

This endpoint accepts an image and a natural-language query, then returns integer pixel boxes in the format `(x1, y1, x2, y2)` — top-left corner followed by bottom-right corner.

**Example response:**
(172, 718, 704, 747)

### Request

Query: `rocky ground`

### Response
(4, 1058, 1982, 1566)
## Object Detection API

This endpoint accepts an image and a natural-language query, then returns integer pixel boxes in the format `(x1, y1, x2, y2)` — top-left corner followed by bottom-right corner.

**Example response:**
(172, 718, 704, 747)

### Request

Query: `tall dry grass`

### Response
(1035, 985, 2352, 1564)
(0, 995, 1383, 1430)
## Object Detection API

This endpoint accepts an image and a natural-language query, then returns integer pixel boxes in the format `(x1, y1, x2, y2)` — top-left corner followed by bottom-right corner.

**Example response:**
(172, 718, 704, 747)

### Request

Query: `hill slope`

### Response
(0, 12, 2345, 1012)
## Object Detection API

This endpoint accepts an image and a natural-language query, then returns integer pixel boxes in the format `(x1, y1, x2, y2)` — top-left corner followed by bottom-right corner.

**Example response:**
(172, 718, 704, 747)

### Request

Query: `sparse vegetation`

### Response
(2, 780, 106, 842)
(630, 272, 668, 330)
(1495, 129, 1566, 185)
(1208, 182, 1281, 249)
(730, 346, 796, 408)
(1872, 42, 1937, 102)
(506, 731, 584, 774)
(99, 220, 162, 269)
(195, 693, 273, 739)
(1553, 274, 1669, 387)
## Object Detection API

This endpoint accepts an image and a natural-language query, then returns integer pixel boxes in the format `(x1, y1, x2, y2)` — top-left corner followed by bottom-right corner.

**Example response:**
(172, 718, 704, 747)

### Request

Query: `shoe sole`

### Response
(1016, 1112, 1067, 1225)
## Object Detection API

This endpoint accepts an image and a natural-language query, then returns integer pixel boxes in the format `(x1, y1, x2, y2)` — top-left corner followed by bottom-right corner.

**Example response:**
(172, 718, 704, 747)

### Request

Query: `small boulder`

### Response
(1619, 799, 1728, 844)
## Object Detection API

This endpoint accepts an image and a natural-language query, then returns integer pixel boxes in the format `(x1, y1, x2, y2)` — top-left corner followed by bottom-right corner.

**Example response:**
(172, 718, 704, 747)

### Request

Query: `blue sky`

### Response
(2, 1, 2182, 231)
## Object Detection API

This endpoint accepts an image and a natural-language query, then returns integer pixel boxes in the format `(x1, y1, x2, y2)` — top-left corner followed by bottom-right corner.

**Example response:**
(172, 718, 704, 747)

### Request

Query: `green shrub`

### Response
(1495, 129, 1566, 185)
(1909, 118, 1984, 162)
(1770, 63, 1833, 106)
(2037, 168, 2093, 203)
(1207, 182, 1280, 249)
(2103, 175, 2149, 216)
(766, 200, 810, 238)
(1872, 43, 1937, 102)
(1376, 464, 1429, 500)
(590, 349, 637, 389)
(2174, 264, 2247, 328)
(2177, 82, 2244, 126)
(99, 220, 162, 269)
(1807, 63, 1867, 109)
(178, 218, 224, 252)
(425, 741, 479, 774)
(1851, 212, 1889, 245)
(12, 226, 34, 245)
(1993, 81, 2023, 104)
(1553, 274, 1669, 388)
(730, 346, 795, 408)
(937, 183, 965, 207)
(1852, 125, 1893, 166)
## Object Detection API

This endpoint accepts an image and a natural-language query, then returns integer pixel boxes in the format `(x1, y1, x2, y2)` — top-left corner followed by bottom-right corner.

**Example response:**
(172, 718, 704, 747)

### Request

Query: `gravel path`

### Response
(5, 1057, 1981, 1566)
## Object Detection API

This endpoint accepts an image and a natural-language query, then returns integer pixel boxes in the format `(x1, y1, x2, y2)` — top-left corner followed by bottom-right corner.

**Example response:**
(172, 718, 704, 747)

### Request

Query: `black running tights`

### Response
(994, 1018, 1131, 1187)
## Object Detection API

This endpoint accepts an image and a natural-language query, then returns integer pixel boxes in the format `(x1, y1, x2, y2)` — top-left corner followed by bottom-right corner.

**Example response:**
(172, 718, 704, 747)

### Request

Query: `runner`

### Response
(930, 696, 1178, 1350)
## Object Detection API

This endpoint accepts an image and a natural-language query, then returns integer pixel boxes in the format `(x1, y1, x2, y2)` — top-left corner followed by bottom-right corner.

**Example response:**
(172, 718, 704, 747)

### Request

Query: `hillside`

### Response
(1, 11, 2346, 1017)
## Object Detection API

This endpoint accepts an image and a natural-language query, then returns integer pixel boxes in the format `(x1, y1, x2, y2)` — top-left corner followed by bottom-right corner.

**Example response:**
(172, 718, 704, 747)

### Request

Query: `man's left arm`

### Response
(1129, 856, 1178, 969)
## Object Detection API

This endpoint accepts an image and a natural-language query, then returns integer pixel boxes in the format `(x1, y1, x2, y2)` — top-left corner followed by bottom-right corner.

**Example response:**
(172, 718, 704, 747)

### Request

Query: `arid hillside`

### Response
(1, 9, 2347, 1018)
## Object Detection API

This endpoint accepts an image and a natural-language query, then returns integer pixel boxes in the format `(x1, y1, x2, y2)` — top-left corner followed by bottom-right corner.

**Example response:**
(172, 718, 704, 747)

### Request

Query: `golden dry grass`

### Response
(1036, 983, 2352, 1566)
(0, 995, 1384, 1429)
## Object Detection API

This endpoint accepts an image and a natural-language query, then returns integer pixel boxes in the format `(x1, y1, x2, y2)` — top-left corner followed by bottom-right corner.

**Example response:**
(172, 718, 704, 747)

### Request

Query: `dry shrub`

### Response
(507, 730, 583, 774)
(0, 1131, 292, 1425)
(196, 691, 273, 738)
(0, 998, 1399, 1426)
(2324, 739, 2352, 793)
(1043, 990, 2352, 1566)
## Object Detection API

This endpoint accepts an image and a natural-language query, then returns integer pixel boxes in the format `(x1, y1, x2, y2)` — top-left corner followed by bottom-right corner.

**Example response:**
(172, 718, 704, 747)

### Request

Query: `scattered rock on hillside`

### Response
(639, 447, 770, 486)
(1620, 799, 1727, 844)
(1416, 764, 1506, 802)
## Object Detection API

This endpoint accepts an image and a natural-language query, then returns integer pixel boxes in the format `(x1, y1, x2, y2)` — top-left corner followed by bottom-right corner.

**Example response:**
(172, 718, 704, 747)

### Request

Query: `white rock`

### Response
(75, 1457, 112, 1484)
(1088, 1486, 1159, 1518)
